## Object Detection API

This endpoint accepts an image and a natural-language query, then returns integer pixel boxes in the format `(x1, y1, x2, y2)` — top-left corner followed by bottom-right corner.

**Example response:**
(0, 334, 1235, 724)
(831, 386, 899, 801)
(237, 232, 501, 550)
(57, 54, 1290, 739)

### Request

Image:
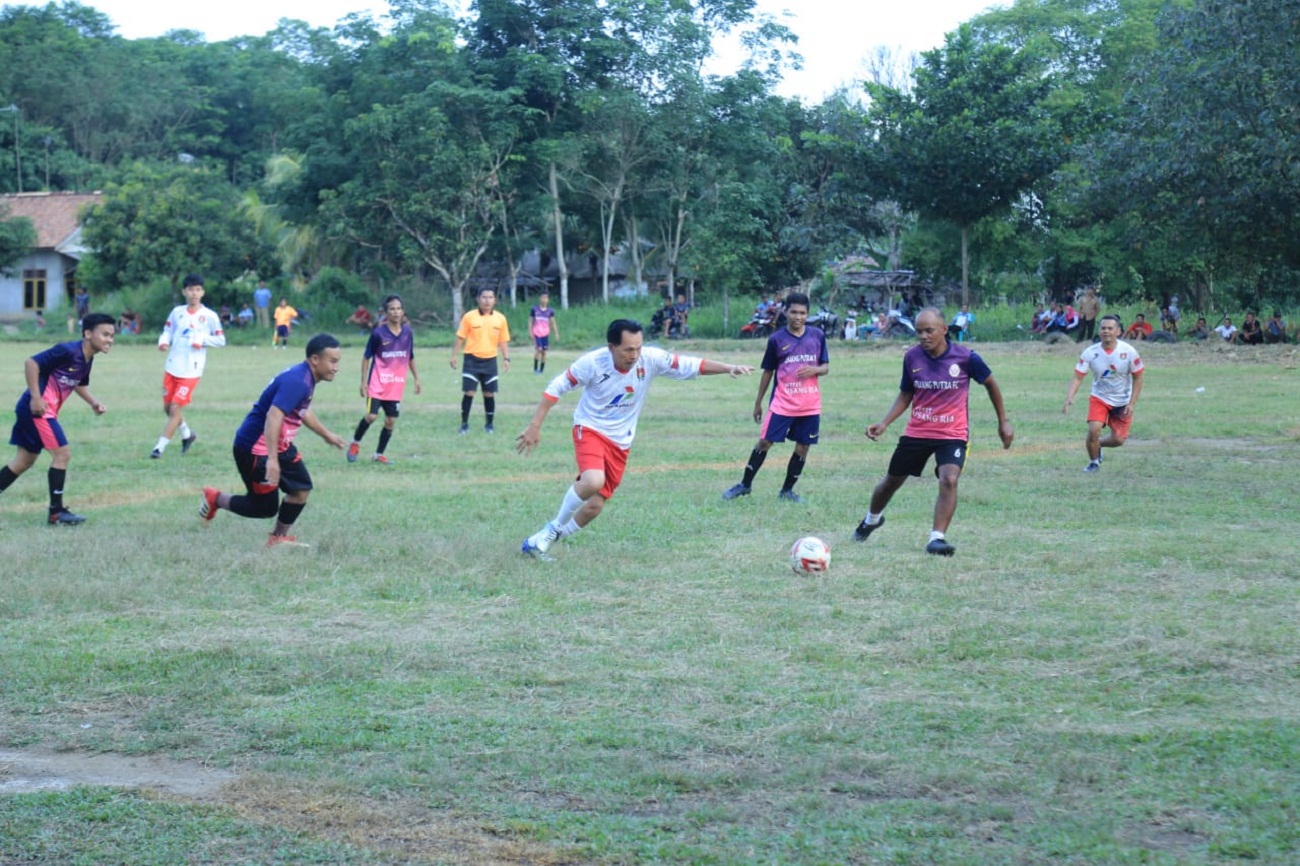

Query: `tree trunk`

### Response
(960, 223, 970, 306)
(549, 161, 569, 310)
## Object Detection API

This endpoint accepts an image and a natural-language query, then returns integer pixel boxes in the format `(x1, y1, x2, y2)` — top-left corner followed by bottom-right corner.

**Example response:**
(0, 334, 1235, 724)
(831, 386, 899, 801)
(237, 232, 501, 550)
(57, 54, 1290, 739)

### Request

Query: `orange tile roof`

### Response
(0, 192, 103, 249)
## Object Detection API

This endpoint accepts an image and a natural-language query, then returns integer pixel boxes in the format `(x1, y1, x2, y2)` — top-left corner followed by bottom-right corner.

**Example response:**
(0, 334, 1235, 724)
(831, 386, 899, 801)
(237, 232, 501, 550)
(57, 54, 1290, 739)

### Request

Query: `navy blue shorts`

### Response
(9, 405, 68, 453)
(759, 411, 820, 446)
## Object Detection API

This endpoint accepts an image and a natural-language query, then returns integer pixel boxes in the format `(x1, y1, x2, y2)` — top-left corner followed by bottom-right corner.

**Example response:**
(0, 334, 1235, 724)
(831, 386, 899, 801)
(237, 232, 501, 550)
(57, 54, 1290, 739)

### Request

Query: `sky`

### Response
(74, 0, 1005, 102)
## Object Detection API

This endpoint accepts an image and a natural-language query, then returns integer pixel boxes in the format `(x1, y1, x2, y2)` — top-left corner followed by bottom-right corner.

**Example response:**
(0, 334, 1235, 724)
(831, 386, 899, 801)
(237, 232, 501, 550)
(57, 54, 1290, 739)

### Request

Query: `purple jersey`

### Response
(364, 323, 415, 401)
(14, 340, 93, 419)
(234, 362, 317, 456)
(760, 326, 829, 417)
(899, 342, 992, 441)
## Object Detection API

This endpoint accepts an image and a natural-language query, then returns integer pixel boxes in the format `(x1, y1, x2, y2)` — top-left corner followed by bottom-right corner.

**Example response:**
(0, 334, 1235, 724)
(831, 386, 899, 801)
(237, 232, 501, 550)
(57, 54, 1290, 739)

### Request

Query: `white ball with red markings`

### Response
(789, 536, 831, 574)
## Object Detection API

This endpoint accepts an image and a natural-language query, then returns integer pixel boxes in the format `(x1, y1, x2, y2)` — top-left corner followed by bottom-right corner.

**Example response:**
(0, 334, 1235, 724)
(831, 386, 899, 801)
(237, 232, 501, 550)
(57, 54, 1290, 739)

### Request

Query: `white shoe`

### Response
(522, 522, 562, 557)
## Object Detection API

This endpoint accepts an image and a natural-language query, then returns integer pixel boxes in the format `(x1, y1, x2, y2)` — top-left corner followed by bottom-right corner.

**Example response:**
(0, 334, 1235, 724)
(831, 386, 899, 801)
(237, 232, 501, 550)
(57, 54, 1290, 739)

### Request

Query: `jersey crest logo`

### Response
(949, 363, 961, 377)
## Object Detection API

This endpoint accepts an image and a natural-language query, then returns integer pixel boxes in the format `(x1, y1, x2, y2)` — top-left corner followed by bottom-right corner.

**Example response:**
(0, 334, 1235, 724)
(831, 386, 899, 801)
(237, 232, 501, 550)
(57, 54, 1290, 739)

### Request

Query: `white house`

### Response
(0, 191, 102, 322)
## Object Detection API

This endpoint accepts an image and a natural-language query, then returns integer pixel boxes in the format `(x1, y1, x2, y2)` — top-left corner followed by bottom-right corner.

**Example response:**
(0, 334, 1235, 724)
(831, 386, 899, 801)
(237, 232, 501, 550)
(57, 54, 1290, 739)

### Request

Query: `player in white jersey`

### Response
(151, 274, 226, 458)
(1063, 314, 1144, 473)
(515, 318, 752, 558)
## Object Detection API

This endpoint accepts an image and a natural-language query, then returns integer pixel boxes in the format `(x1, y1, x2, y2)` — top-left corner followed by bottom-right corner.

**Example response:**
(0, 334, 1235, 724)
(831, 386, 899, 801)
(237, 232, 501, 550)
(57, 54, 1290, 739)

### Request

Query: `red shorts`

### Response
(1088, 395, 1133, 438)
(572, 426, 628, 500)
(163, 373, 201, 406)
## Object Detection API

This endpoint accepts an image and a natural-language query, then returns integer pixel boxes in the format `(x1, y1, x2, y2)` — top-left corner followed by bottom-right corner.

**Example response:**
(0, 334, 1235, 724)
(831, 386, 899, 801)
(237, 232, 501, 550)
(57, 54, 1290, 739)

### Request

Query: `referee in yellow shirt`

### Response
(450, 288, 511, 434)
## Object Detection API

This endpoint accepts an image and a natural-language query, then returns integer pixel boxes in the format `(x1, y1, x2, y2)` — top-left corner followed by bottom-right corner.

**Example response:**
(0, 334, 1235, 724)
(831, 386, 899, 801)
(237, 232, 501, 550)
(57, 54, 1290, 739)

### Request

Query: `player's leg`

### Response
(349, 401, 379, 461)
(44, 442, 84, 524)
(1099, 406, 1133, 450)
(778, 416, 818, 502)
(374, 403, 398, 462)
(0, 446, 40, 497)
(779, 441, 811, 502)
(854, 438, 923, 541)
(482, 365, 499, 432)
(268, 452, 313, 545)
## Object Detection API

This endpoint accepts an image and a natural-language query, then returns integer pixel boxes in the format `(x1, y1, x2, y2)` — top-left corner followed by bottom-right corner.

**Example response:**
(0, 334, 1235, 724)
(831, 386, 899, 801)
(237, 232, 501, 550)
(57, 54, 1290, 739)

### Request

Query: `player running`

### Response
(151, 273, 226, 459)
(516, 318, 752, 559)
(199, 334, 347, 547)
(721, 291, 829, 503)
(0, 313, 116, 525)
(1063, 313, 1144, 472)
(347, 294, 421, 465)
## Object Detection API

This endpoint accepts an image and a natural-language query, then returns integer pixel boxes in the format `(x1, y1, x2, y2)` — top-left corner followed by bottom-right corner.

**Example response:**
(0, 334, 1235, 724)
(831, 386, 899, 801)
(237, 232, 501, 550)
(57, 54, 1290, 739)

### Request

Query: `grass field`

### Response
(0, 332, 1297, 864)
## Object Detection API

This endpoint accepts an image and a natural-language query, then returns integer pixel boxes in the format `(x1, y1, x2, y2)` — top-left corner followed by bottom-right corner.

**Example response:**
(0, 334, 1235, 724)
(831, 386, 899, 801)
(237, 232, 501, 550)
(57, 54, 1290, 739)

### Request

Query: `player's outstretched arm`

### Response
(698, 360, 753, 377)
(516, 397, 557, 455)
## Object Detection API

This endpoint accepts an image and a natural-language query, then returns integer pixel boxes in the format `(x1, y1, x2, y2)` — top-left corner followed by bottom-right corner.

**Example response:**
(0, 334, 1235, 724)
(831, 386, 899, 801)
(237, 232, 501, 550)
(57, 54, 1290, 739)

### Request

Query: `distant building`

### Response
(0, 191, 102, 321)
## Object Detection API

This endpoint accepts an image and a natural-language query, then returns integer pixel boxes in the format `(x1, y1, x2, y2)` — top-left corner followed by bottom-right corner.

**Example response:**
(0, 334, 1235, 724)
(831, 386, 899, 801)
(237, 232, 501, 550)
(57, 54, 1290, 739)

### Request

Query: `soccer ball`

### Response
(789, 536, 831, 574)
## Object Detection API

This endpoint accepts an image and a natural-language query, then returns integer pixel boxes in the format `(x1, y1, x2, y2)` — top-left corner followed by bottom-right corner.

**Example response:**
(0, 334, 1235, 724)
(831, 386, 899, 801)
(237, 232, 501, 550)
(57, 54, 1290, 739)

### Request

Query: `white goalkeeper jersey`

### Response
(543, 345, 702, 449)
(158, 304, 226, 378)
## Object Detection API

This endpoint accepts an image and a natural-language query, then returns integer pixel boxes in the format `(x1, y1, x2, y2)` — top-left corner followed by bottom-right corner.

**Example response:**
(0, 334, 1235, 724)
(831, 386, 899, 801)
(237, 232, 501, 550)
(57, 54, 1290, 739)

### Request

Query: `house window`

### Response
(23, 269, 47, 311)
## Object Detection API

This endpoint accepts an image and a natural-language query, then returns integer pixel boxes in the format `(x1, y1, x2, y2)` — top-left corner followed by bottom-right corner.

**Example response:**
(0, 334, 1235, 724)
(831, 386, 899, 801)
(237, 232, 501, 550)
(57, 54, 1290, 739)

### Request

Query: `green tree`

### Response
(863, 25, 1068, 302)
(80, 161, 276, 295)
(0, 206, 36, 273)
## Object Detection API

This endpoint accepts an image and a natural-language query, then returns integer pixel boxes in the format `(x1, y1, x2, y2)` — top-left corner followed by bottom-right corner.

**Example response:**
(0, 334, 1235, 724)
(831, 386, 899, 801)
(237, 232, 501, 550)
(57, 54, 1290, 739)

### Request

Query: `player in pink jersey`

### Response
(722, 293, 829, 503)
(1, 313, 115, 525)
(516, 318, 752, 559)
(346, 295, 421, 465)
(853, 309, 1014, 556)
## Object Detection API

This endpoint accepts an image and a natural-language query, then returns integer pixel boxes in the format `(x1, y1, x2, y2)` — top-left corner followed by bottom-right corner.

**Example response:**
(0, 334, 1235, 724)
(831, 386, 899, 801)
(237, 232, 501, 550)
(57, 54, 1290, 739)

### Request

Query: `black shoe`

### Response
(48, 508, 86, 526)
(181, 434, 198, 454)
(722, 483, 751, 500)
(149, 448, 162, 459)
(777, 489, 805, 503)
(853, 515, 884, 542)
(925, 538, 956, 557)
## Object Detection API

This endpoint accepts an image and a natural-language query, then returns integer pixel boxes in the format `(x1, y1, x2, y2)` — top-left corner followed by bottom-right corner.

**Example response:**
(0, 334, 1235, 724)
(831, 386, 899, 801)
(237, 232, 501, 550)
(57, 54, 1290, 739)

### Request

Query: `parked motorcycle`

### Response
(806, 305, 839, 336)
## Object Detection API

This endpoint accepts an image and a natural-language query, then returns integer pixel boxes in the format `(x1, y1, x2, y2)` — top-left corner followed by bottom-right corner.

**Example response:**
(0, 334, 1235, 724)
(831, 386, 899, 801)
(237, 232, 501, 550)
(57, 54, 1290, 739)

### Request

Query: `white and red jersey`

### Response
(543, 345, 702, 449)
(158, 304, 226, 377)
(1075, 340, 1143, 407)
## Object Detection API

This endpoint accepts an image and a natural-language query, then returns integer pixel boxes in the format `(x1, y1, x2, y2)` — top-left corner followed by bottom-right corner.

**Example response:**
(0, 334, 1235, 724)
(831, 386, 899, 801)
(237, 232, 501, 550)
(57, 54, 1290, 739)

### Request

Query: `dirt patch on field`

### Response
(0, 747, 575, 864)
(0, 747, 235, 797)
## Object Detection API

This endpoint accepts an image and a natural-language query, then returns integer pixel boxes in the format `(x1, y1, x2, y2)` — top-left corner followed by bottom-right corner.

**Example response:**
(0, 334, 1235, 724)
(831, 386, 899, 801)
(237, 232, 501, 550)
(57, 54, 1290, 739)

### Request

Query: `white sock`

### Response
(179, 422, 192, 439)
(553, 485, 585, 526)
(154, 437, 170, 451)
(559, 519, 581, 537)
(929, 530, 946, 543)
(865, 512, 883, 525)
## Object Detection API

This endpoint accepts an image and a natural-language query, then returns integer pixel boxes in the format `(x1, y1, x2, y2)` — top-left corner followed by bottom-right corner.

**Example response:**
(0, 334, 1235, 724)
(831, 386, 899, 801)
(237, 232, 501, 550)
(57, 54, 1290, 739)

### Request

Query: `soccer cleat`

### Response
(1084, 460, 1101, 473)
(522, 522, 562, 558)
(150, 448, 162, 459)
(457, 424, 469, 436)
(199, 487, 221, 522)
(48, 508, 86, 526)
(372, 454, 391, 464)
(181, 434, 198, 454)
(853, 516, 885, 542)
(484, 424, 495, 434)
(266, 533, 310, 548)
(925, 538, 956, 557)
(721, 483, 751, 500)
(346, 442, 360, 463)
(777, 489, 805, 503)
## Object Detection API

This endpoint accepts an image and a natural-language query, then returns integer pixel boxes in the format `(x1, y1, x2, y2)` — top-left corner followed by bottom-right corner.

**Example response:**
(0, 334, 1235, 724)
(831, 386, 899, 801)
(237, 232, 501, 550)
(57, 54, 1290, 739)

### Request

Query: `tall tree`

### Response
(863, 25, 1069, 302)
